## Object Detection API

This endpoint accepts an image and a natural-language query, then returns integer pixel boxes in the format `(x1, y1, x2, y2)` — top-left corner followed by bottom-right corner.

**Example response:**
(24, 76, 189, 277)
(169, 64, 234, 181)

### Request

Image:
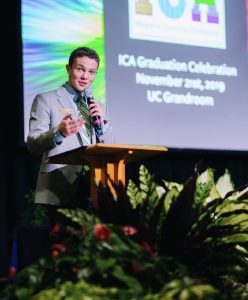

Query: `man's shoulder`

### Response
(37, 85, 66, 98)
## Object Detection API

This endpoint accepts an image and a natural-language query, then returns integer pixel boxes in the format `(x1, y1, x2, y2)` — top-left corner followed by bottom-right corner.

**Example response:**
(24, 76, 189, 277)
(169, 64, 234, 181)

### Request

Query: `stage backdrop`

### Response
(22, 0, 248, 151)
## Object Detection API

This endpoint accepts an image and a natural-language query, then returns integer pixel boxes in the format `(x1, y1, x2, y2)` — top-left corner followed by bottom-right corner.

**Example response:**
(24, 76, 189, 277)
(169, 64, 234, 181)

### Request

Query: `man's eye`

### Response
(76, 68, 96, 75)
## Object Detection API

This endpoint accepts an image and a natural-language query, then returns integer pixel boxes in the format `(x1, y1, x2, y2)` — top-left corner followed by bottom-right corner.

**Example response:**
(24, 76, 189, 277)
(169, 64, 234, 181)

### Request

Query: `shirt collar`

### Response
(63, 82, 86, 103)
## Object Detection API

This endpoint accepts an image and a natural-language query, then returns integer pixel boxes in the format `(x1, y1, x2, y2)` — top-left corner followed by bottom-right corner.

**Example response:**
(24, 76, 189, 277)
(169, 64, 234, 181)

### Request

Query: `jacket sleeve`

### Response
(97, 103, 115, 144)
(27, 93, 57, 155)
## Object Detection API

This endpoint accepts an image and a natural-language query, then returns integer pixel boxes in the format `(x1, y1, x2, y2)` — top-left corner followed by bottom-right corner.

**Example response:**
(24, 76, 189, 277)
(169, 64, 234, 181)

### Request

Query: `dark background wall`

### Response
(0, 0, 41, 276)
(1, 1, 248, 277)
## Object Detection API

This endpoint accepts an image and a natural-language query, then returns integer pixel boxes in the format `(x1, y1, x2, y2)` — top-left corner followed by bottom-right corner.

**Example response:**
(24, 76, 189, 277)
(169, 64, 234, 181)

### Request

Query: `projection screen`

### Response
(22, 0, 248, 151)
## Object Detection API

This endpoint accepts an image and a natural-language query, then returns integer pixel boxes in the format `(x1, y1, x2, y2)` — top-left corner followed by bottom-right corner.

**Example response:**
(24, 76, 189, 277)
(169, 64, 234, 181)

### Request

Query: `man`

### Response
(27, 47, 114, 208)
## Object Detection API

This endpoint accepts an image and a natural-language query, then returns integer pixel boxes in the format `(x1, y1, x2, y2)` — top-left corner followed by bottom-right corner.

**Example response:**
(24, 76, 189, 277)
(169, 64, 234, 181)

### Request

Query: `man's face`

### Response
(66, 56, 98, 92)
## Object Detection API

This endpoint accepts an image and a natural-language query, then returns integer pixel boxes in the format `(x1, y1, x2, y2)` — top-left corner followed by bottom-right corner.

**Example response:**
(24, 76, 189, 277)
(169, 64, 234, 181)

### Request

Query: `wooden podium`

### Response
(47, 144, 167, 201)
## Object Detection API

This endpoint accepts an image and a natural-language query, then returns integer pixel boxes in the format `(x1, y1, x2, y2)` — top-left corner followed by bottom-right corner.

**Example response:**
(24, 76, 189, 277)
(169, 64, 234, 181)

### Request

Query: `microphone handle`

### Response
(87, 97, 103, 135)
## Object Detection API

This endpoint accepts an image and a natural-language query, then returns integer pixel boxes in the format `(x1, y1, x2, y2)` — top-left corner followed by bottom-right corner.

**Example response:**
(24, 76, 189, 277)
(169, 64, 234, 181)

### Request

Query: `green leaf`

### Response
(112, 266, 143, 293)
(189, 284, 218, 298)
(195, 169, 215, 205)
(58, 208, 99, 226)
(215, 200, 248, 217)
(95, 258, 117, 273)
(215, 169, 234, 199)
(179, 289, 191, 300)
(214, 213, 248, 228)
(139, 165, 160, 221)
(164, 187, 180, 213)
(207, 184, 221, 203)
(162, 180, 183, 192)
(127, 179, 143, 208)
(218, 233, 248, 245)
(228, 186, 248, 201)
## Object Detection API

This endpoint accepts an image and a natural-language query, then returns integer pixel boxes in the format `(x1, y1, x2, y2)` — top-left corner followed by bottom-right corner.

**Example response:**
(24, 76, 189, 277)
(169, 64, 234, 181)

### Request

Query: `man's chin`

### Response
(75, 86, 87, 93)
(68, 82, 87, 93)
(79, 86, 89, 92)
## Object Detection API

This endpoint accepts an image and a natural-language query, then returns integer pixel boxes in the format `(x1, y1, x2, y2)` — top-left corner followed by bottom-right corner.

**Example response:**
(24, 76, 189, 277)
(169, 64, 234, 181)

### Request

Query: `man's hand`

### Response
(58, 114, 85, 137)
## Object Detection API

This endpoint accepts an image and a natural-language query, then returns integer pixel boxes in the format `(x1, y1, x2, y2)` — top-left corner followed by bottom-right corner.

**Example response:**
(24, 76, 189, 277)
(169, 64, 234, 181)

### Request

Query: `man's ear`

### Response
(66, 64, 70, 73)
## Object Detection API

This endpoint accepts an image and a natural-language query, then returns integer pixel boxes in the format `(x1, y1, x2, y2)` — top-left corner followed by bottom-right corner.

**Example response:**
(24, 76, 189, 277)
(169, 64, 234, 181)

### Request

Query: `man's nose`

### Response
(81, 71, 89, 79)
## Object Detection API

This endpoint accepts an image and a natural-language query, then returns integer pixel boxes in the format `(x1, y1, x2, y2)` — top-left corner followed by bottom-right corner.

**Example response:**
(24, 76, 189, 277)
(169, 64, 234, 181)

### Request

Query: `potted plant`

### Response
(1, 166, 248, 299)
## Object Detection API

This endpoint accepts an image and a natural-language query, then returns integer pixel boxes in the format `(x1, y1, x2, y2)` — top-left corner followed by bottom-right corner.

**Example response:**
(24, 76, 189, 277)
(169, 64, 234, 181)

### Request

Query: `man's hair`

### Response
(68, 47, 100, 67)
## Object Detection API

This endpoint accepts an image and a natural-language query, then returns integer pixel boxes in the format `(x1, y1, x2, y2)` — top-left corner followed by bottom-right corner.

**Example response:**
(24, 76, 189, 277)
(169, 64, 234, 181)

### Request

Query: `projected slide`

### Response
(22, 0, 248, 151)
(129, 0, 226, 49)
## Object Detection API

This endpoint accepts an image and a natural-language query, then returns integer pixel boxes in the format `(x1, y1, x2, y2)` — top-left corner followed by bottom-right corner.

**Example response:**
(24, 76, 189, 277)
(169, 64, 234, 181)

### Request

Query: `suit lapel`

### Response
(56, 86, 79, 117)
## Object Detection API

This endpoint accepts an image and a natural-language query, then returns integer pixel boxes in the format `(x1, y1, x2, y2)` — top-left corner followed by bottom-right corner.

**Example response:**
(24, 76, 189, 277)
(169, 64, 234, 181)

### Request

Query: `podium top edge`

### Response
(86, 144, 168, 152)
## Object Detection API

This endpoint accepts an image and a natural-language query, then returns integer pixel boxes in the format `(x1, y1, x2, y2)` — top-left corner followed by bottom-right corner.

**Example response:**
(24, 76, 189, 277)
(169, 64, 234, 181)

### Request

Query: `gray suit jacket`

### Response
(27, 86, 114, 206)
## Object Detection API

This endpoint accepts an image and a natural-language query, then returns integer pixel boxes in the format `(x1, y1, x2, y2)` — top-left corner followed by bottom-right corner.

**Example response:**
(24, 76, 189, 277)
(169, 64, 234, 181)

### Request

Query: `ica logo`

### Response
(158, 0, 219, 23)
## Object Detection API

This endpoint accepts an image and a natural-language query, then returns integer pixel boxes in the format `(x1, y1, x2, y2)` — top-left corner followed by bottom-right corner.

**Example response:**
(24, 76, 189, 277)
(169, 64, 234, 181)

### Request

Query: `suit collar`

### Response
(56, 85, 78, 114)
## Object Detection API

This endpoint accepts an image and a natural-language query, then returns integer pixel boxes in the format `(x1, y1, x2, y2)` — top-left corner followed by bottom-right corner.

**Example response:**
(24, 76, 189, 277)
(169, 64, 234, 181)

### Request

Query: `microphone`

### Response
(84, 88, 103, 136)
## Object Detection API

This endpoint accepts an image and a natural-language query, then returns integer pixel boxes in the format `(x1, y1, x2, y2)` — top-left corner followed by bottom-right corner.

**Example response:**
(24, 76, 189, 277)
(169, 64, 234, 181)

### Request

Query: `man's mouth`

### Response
(79, 81, 87, 86)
